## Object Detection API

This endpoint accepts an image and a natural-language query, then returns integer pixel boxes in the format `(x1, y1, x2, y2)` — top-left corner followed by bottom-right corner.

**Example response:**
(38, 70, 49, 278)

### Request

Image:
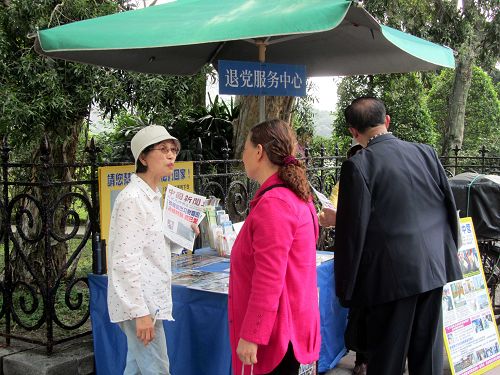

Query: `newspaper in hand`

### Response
(163, 185, 206, 250)
(310, 184, 336, 210)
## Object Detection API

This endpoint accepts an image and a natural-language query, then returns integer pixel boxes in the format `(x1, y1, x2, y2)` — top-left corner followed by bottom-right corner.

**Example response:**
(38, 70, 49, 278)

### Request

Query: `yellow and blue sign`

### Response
(98, 161, 194, 242)
(443, 217, 500, 375)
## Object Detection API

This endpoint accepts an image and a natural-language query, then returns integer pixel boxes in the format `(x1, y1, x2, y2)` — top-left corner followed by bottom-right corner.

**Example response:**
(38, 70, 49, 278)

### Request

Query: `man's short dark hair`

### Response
(344, 97, 386, 132)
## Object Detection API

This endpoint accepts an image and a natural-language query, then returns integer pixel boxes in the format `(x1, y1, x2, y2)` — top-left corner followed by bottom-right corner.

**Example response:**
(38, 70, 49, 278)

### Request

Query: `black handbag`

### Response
(344, 307, 368, 353)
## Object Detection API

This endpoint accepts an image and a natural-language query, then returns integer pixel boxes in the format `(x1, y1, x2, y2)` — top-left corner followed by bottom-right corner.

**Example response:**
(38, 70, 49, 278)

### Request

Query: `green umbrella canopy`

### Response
(35, 0, 455, 76)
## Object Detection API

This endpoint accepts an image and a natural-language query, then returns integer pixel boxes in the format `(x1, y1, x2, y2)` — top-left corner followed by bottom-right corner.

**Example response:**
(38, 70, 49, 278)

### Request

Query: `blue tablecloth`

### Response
(89, 253, 348, 375)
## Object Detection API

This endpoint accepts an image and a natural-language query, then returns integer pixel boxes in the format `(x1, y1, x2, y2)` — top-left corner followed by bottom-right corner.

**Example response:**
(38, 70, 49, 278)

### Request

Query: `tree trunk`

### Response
(441, 50, 475, 157)
(12, 118, 85, 285)
(232, 96, 295, 158)
(442, 0, 481, 158)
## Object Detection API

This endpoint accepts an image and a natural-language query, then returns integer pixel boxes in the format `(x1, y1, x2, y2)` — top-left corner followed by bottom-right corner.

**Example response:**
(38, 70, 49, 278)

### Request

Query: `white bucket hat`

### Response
(130, 125, 180, 164)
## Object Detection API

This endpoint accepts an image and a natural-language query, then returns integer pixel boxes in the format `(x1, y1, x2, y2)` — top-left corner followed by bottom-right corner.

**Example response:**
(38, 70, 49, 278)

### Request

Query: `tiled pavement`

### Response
(324, 347, 500, 375)
(324, 349, 453, 375)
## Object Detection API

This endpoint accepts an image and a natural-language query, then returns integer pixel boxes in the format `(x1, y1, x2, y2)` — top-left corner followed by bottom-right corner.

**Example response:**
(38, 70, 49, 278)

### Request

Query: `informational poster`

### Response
(443, 217, 500, 375)
(98, 162, 194, 242)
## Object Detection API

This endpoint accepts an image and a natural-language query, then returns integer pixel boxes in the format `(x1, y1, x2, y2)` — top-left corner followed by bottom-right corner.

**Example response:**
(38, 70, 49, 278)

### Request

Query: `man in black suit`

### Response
(334, 97, 462, 375)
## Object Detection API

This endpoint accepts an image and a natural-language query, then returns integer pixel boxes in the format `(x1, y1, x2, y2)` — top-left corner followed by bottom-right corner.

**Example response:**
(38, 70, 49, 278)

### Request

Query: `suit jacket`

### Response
(334, 134, 462, 307)
(228, 173, 321, 374)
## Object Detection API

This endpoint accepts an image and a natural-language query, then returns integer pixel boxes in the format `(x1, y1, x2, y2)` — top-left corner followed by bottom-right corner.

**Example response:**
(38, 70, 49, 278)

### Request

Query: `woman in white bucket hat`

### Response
(107, 125, 192, 375)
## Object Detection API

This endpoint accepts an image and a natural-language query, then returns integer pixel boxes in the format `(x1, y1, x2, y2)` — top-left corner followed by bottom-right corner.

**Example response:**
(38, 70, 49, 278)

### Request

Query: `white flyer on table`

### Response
(163, 185, 206, 250)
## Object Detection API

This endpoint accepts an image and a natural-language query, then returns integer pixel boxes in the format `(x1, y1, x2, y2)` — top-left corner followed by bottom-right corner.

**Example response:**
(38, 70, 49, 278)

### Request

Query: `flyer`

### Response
(171, 253, 222, 272)
(163, 184, 206, 250)
(172, 269, 229, 294)
(316, 252, 334, 266)
(310, 184, 335, 210)
(443, 218, 500, 375)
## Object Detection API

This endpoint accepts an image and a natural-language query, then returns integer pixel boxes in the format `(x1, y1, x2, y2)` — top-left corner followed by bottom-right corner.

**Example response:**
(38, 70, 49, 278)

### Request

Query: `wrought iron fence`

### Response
(440, 145, 500, 177)
(0, 135, 498, 354)
(0, 136, 102, 354)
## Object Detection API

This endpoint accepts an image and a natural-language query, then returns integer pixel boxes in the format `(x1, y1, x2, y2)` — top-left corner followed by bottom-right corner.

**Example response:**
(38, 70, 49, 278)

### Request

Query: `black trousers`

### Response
(356, 351, 368, 365)
(365, 287, 444, 375)
(264, 342, 300, 375)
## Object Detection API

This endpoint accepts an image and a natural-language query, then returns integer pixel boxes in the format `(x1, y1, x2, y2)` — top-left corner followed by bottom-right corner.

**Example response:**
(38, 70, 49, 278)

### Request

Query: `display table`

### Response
(89, 251, 348, 375)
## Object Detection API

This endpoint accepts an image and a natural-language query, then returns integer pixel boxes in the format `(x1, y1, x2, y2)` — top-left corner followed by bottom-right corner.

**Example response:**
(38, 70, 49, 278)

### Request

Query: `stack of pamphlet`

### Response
(171, 253, 229, 293)
(203, 197, 237, 257)
(172, 269, 229, 294)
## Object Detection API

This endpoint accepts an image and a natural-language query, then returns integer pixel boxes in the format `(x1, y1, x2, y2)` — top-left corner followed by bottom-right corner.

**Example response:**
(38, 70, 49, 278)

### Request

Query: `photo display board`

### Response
(443, 217, 500, 375)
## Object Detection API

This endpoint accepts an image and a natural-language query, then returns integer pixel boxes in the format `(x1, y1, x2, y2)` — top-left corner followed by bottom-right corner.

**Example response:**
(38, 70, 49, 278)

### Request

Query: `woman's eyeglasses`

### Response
(151, 145, 179, 155)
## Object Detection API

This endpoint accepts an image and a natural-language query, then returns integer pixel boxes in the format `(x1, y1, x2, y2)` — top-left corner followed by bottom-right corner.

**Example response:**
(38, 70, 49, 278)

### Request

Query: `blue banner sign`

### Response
(218, 60, 306, 97)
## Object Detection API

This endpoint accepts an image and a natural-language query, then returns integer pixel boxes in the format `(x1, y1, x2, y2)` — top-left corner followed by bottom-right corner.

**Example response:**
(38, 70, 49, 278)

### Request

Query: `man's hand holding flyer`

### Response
(310, 184, 336, 210)
(163, 185, 206, 250)
(310, 184, 337, 228)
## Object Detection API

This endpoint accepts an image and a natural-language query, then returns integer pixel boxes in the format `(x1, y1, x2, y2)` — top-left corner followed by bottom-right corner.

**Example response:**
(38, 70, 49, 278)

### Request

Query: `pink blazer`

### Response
(228, 173, 321, 374)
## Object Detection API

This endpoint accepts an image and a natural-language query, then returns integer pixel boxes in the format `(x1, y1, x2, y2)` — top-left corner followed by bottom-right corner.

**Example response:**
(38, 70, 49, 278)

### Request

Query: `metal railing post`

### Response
(39, 136, 53, 354)
(1, 136, 11, 347)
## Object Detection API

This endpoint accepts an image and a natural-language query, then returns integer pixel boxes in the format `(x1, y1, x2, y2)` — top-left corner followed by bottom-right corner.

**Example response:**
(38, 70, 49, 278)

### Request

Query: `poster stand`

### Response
(443, 217, 500, 375)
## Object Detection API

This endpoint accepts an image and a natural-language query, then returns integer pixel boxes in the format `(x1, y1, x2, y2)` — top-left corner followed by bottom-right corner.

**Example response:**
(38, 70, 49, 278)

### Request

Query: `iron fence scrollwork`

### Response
(0, 136, 96, 354)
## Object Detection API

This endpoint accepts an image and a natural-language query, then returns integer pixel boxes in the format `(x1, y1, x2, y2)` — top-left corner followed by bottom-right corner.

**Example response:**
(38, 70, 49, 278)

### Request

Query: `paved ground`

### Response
(324, 349, 500, 374)
(0, 336, 94, 375)
(324, 349, 454, 375)
(327, 355, 500, 374)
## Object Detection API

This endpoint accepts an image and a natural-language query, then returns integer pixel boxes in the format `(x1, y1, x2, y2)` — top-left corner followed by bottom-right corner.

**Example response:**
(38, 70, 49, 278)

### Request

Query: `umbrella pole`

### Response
(257, 41, 266, 122)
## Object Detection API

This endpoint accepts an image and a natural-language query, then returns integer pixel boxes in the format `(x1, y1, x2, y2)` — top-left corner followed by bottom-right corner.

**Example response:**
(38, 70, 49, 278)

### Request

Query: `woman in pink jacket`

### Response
(229, 119, 321, 375)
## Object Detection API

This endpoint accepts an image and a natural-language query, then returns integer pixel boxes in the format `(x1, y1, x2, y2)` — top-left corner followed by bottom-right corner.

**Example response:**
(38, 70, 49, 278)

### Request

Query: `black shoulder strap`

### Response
(257, 183, 287, 198)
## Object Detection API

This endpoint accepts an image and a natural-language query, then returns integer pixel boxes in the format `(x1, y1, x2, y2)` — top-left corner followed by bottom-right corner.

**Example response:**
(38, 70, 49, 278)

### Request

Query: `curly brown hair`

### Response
(249, 119, 311, 201)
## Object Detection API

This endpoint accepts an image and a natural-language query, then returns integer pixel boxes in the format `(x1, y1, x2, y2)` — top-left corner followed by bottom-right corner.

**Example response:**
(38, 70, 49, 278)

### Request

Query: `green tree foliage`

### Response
(363, 0, 499, 74)
(382, 74, 438, 145)
(291, 81, 318, 146)
(94, 68, 206, 131)
(428, 66, 500, 155)
(306, 135, 339, 158)
(0, 0, 205, 281)
(0, 0, 204, 161)
(0, 0, 124, 283)
(172, 94, 239, 161)
(361, 0, 499, 156)
(332, 73, 436, 155)
(0, 0, 117, 157)
(96, 95, 239, 162)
